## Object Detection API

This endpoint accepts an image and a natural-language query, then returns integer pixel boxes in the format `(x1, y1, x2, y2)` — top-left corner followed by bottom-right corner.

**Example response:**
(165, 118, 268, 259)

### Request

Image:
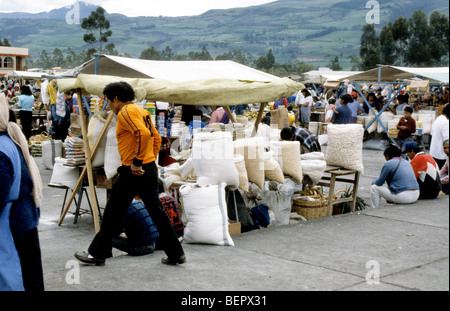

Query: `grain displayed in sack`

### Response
(180, 183, 234, 246)
(234, 137, 266, 189)
(234, 155, 249, 192)
(87, 111, 115, 168)
(104, 125, 121, 180)
(192, 131, 239, 188)
(42, 140, 63, 170)
(270, 141, 303, 183)
(325, 124, 364, 174)
(301, 160, 327, 185)
(264, 158, 285, 184)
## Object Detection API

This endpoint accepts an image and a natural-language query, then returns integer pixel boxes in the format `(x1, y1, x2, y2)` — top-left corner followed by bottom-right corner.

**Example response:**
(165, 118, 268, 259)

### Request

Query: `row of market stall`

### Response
(12, 56, 449, 248)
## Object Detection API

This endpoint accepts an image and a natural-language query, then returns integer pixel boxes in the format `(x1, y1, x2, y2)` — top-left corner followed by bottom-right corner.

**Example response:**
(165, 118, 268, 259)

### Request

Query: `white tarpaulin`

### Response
(340, 65, 449, 83)
(302, 69, 362, 84)
(11, 70, 47, 79)
(78, 54, 280, 82)
(55, 73, 304, 106)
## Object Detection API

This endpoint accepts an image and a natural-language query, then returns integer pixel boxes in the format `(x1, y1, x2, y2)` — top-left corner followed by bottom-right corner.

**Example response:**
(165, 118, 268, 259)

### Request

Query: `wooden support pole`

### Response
(223, 106, 236, 123)
(58, 111, 114, 227)
(251, 102, 267, 137)
(57, 90, 108, 233)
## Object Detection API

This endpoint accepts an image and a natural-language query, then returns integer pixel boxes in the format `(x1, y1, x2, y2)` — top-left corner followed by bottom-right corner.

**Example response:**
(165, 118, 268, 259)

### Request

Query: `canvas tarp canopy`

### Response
(55, 73, 304, 106)
(11, 70, 47, 79)
(302, 69, 362, 84)
(78, 54, 280, 82)
(339, 65, 449, 83)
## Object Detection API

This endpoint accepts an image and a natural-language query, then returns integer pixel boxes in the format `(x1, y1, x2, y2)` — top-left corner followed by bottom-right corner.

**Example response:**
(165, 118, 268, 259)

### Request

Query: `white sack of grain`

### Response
(192, 131, 239, 188)
(264, 153, 285, 184)
(325, 124, 364, 174)
(364, 116, 378, 134)
(234, 137, 266, 189)
(377, 112, 395, 133)
(301, 152, 325, 161)
(234, 155, 249, 192)
(180, 183, 234, 246)
(270, 141, 303, 183)
(104, 124, 122, 180)
(301, 159, 327, 185)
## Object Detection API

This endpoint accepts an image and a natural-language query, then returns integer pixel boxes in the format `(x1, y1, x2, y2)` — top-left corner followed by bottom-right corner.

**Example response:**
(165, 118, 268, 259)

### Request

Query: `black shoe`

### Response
(74, 251, 106, 266)
(161, 255, 186, 265)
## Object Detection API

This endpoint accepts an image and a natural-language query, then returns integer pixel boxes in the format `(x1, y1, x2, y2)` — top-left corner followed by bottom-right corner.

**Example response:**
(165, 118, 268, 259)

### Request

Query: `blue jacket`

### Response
(373, 157, 419, 194)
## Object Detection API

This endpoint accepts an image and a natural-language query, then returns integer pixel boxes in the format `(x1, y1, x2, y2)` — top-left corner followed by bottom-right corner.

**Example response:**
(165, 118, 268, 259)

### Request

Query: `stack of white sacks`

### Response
(162, 122, 331, 247)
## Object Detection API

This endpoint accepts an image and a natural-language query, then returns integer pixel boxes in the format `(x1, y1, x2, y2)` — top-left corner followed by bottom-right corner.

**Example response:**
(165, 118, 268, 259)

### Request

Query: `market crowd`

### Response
(1, 76, 449, 291)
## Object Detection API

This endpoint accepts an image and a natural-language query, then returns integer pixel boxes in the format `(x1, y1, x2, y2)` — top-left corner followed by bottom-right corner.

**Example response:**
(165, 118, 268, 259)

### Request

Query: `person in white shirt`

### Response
(296, 89, 313, 129)
(430, 104, 450, 169)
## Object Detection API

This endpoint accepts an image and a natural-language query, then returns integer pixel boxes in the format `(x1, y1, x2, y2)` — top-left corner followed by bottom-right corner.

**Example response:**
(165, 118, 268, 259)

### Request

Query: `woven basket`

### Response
(388, 128, 399, 138)
(293, 190, 328, 220)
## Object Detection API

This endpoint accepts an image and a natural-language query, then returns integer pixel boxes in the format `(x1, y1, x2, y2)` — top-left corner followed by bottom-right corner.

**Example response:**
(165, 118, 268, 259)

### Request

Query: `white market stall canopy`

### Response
(339, 65, 449, 84)
(302, 69, 362, 84)
(55, 73, 304, 106)
(11, 70, 47, 79)
(78, 54, 280, 82)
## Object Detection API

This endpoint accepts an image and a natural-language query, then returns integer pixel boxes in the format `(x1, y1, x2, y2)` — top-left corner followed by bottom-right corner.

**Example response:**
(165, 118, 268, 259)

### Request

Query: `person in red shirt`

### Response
(397, 106, 416, 156)
(404, 141, 441, 200)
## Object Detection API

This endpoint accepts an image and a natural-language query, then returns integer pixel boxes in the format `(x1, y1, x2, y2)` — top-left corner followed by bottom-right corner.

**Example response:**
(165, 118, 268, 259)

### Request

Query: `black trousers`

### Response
(19, 110, 32, 141)
(14, 228, 45, 292)
(52, 122, 69, 142)
(88, 162, 184, 260)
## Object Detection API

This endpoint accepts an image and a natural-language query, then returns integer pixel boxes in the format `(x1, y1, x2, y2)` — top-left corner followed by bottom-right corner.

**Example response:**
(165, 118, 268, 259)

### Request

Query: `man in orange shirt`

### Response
(75, 82, 185, 266)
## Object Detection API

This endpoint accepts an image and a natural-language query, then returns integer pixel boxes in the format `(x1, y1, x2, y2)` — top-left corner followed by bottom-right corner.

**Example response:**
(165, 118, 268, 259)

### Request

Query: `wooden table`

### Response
(303, 165, 360, 217)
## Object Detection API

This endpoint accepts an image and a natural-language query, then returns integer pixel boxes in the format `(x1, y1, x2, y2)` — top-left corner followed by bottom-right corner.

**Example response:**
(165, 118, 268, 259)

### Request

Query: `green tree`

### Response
(187, 46, 212, 60)
(161, 46, 174, 60)
(406, 10, 431, 66)
(255, 49, 275, 71)
(296, 62, 314, 74)
(329, 56, 343, 70)
(140, 46, 161, 60)
(428, 11, 449, 65)
(52, 48, 65, 67)
(379, 24, 396, 65)
(81, 7, 112, 53)
(359, 24, 380, 70)
(391, 17, 410, 66)
(37, 50, 51, 70)
(0, 38, 11, 46)
(104, 43, 119, 56)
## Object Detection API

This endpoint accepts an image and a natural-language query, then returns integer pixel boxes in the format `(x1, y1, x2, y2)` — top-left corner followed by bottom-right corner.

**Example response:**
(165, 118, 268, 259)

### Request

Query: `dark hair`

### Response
(313, 96, 320, 101)
(301, 89, 311, 97)
(443, 103, 450, 119)
(404, 106, 413, 114)
(261, 116, 271, 125)
(103, 81, 135, 102)
(20, 85, 32, 96)
(328, 98, 336, 105)
(384, 145, 402, 160)
(280, 126, 295, 140)
(340, 94, 352, 105)
(397, 94, 408, 104)
(366, 92, 376, 101)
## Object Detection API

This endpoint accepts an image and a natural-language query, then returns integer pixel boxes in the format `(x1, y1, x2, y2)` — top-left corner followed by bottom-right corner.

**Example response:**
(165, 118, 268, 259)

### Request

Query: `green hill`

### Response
(0, 0, 448, 69)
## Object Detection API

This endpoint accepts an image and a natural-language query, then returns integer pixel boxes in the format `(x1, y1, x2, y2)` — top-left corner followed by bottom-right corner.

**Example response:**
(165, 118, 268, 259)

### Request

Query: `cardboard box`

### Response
(228, 221, 241, 236)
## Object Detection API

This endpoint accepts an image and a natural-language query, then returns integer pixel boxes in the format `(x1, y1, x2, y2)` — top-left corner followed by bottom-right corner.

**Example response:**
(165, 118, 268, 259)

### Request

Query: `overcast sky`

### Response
(0, 0, 277, 17)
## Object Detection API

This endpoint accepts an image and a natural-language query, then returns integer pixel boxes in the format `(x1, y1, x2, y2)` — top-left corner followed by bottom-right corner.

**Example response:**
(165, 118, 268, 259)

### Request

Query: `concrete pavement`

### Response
(36, 147, 449, 292)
